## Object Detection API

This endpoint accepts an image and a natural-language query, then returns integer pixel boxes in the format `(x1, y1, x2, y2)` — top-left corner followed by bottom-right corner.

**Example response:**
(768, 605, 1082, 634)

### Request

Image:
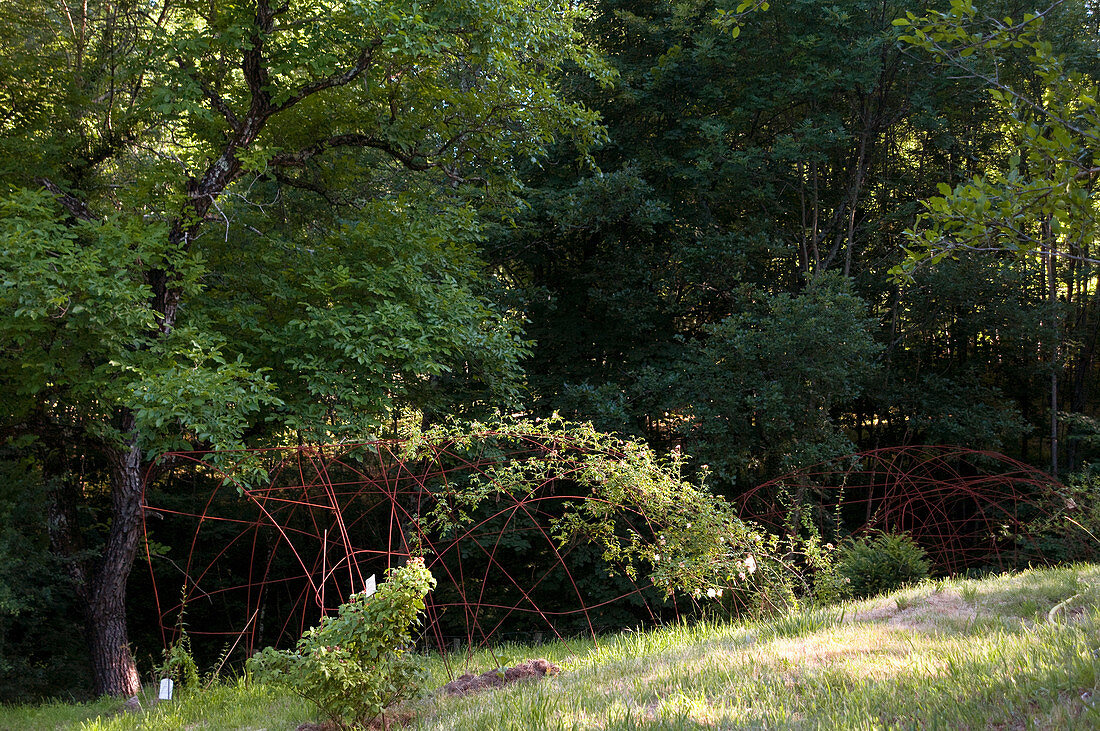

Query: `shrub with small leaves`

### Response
(798, 534, 851, 605)
(247, 559, 436, 729)
(157, 630, 201, 692)
(401, 414, 788, 610)
(837, 532, 931, 599)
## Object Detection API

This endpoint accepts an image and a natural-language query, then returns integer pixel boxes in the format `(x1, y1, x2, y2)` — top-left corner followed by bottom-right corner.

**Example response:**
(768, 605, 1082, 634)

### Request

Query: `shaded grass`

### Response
(0, 679, 312, 730)
(75, 679, 312, 731)
(0, 695, 119, 730)
(4, 564, 1100, 729)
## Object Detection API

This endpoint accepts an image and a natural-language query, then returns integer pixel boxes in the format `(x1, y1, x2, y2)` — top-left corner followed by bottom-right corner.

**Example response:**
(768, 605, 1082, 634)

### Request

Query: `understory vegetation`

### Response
(4, 563, 1099, 729)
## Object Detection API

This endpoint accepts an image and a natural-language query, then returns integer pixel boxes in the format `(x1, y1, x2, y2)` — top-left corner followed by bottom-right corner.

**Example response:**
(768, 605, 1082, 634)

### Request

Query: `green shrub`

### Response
(803, 538, 852, 605)
(247, 558, 436, 729)
(837, 532, 931, 599)
(1028, 467, 1100, 564)
(157, 629, 201, 691)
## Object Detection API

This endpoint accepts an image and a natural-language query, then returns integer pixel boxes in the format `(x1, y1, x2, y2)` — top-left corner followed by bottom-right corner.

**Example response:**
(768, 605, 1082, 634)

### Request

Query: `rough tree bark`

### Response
(86, 436, 145, 697)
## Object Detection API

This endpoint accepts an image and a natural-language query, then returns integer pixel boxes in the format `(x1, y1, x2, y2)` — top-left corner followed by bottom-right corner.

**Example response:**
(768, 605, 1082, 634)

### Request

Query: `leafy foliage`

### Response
(893, 0, 1100, 277)
(0, 451, 91, 701)
(837, 532, 931, 599)
(0, 0, 608, 694)
(1026, 465, 1100, 565)
(8, 0, 1100, 700)
(157, 631, 201, 693)
(496, 0, 1065, 493)
(402, 415, 786, 604)
(248, 559, 436, 729)
(653, 274, 881, 487)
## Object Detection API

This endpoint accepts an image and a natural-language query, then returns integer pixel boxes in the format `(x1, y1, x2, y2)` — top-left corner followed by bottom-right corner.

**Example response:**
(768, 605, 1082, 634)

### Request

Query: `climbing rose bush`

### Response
(402, 414, 786, 608)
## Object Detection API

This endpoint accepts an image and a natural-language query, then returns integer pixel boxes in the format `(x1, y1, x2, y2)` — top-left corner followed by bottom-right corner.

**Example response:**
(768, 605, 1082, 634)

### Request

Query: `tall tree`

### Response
(0, 0, 605, 696)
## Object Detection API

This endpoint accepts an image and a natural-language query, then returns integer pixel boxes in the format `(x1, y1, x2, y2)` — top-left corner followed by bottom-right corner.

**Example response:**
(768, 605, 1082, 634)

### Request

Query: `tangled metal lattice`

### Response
(735, 446, 1064, 574)
(142, 442, 1065, 660)
(141, 435, 668, 660)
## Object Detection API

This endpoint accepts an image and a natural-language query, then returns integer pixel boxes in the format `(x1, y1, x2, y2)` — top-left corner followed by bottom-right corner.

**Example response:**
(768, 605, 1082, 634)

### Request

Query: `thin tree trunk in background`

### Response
(1045, 221, 1059, 477)
(844, 103, 871, 278)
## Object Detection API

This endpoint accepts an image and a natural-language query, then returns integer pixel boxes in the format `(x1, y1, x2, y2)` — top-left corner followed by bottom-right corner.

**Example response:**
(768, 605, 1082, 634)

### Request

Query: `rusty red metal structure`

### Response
(142, 441, 1065, 662)
(141, 434, 667, 661)
(735, 446, 1064, 574)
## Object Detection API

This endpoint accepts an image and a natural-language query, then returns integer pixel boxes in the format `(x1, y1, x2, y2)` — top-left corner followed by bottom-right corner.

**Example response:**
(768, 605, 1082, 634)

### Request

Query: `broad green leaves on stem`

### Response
(248, 559, 436, 728)
(0, 189, 278, 454)
(199, 196, 529, 444)
(892, 0, 1100, 280)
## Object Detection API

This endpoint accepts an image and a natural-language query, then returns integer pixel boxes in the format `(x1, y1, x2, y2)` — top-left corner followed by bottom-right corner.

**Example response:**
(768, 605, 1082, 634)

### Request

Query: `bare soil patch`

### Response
(439, 658, 561, 696)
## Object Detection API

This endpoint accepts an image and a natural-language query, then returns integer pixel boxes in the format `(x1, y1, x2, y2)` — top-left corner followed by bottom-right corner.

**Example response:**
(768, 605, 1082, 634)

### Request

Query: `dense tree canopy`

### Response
(500, 0, 1100, 484)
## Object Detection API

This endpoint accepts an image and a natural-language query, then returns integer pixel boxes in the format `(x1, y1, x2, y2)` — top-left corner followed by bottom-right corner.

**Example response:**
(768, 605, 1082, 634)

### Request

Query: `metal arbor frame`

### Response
(141, 434, 667, 659)
(735, 446, 1063, 574)
(143, 441, 1065, 660)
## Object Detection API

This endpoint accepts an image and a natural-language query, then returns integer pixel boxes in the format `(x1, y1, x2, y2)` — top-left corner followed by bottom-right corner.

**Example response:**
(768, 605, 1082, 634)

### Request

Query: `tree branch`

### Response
(270, 169, 343, 207)
(272, 38, 383, 114)
(270, 133, 434, 171)
(176, 56, 240, 131)
(37, 178, 96, 222)
(241, 0, 278, 120)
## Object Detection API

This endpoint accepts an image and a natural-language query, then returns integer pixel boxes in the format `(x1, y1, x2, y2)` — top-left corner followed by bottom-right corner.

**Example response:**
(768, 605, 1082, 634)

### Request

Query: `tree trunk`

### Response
(1044, 222, 1059, 477)
(87, 435, 146, 697)
(86, 592, 141, 698)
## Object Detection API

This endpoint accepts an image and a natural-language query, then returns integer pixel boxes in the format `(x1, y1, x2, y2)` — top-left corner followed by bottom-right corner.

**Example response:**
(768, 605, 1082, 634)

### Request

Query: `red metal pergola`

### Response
(141, 433, 669, 660)
(142, 440, 1066, 662)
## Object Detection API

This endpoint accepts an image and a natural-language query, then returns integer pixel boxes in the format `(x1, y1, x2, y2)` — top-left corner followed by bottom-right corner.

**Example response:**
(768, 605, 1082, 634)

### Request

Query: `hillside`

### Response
(7, 564, 1100, 730)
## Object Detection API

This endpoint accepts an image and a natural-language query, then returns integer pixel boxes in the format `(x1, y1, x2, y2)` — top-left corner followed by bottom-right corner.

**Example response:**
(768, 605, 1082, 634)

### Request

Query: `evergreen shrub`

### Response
(837, 532, 931, 599)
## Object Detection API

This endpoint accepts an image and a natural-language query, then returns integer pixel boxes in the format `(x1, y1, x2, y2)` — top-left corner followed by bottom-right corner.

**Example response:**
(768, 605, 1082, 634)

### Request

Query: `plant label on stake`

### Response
(364, 574, 376, 597)
(159, 678, 174, 701)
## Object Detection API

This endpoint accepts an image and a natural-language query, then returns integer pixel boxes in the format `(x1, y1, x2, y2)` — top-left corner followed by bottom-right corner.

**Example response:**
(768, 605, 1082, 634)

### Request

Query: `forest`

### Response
(3, 0, 1100, 705)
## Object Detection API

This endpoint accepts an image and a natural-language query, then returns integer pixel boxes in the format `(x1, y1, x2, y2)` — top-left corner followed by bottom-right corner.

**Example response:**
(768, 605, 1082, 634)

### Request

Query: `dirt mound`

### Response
(439, 658, 561, 696)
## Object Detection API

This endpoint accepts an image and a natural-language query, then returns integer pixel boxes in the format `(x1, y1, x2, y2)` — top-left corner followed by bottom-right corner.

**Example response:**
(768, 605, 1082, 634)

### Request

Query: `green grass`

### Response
(0, 696, 120, 730)
(5, 564, 1100, 729)
(0, 679, 312, 731)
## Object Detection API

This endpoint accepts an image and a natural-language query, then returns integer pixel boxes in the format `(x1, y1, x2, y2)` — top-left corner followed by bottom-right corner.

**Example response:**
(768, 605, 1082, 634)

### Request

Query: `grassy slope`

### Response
(6, 564, 1100, 730)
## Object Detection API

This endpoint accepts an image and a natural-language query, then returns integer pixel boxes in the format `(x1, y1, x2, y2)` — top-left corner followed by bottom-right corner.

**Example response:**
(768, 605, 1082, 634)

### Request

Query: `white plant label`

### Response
(364, 574, 376, 597)
(158, 677, 174, 701)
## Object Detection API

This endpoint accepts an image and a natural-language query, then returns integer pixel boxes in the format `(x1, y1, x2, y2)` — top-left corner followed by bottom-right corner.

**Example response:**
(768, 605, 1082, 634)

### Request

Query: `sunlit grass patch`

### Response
(957, 563, 1100, 620)
(411, 566, 1100, 730)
